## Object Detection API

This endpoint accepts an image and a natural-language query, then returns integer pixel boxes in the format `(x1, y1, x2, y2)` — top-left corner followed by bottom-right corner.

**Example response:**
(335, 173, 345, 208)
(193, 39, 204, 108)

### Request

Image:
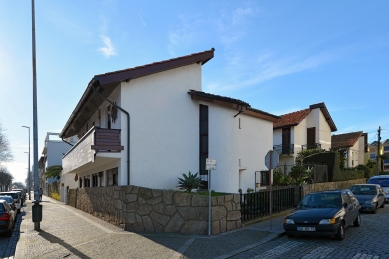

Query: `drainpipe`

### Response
(92, 85, 131, 186)
(61, 138, 74, 146)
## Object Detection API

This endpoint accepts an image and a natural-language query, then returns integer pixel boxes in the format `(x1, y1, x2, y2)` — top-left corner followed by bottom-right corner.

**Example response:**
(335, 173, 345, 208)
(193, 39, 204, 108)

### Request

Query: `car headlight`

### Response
(319, 218, 337, 224)
(284, 219, 295, 224)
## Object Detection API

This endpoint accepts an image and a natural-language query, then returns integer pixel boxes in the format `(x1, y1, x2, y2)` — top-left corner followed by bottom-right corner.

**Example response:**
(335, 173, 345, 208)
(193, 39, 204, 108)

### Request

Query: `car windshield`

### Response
(350, 186, 377, 195)
(367, 178, 389, 187)
(298, 193, 342, 208)
(0, 192, 18, 200)
(0, 196, 13, 203)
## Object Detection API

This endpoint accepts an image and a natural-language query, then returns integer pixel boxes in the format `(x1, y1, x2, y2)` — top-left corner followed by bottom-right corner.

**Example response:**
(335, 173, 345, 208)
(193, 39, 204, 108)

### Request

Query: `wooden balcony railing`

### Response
(91, 128, 124, 152)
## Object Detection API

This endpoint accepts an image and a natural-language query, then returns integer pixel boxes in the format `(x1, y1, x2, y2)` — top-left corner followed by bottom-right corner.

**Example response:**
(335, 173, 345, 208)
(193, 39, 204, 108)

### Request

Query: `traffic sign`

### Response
(206, 158, 217, 170)
(265, 150, 279, 170)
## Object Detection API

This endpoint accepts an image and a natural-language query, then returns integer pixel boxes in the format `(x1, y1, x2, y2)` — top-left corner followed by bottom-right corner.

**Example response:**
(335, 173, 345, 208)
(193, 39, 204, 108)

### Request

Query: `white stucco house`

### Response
(331, 131, 368, 168)
(59, 48, 280, 202)
(273, 103, 337, 168)
(38, 132, 77, 194)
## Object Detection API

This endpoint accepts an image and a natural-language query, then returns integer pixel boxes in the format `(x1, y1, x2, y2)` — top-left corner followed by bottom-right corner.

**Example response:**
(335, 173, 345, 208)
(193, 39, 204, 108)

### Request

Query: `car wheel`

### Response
(353, 213, 361, 227)
(380, 201, 385, 208)
(372, 204, 378, 214)
(335, 222, 345, 240)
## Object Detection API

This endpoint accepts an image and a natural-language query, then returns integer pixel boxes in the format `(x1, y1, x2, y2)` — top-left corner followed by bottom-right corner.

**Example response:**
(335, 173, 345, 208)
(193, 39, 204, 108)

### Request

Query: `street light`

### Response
(22, 126, 31, 200)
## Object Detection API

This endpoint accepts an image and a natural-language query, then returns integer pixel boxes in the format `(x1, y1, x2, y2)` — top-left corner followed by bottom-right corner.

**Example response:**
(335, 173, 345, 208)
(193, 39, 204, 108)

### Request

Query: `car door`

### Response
(342, 192, 356, 226)
(346, 191, 359, 221)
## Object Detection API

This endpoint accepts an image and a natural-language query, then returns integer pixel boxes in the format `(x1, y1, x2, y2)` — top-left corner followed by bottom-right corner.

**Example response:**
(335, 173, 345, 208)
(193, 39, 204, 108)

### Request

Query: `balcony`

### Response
(273, 144, 294, 155)
(301, 143, 321, 151)
(62, 127, 124, 174)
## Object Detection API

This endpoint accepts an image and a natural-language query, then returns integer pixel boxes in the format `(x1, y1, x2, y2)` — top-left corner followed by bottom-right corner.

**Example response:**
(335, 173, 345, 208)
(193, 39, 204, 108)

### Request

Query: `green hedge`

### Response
(303, 152, 339, 181)
(333, 169, 364, 182)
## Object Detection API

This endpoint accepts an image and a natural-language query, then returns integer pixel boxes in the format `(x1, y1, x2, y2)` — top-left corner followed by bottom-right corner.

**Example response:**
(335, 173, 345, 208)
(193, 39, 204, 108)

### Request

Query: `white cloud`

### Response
(138, 14, 146, 26)
(98, 17, 117, 58)
(232, 7, 253, 25)
(98, 35, 117, 57)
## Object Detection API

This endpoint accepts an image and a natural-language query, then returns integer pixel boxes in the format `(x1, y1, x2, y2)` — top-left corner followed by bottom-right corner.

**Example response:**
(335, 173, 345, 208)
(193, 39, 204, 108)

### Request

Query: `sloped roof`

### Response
(273, 109, 311, 129)
(273, 102, 337, 132)
(60, 49, 215, 138)
(331, 131, 363, 149)
(188, 90, 280, 122)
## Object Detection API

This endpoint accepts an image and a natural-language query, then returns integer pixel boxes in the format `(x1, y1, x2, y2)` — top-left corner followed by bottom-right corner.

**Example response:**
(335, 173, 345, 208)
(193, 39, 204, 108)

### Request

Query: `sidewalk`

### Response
(15, 195, 289, 259)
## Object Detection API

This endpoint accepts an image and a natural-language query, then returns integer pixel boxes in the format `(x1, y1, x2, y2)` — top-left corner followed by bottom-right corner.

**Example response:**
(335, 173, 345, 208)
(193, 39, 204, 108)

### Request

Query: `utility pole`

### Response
(376, 126, 381, 175)
(31, 0, 42, 230)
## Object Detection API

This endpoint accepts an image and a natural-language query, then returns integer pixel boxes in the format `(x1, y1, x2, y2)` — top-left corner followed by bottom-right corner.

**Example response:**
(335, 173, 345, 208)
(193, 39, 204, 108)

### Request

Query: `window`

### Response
(199, 105, 209, 176)
(384, 146, 389, 151)
(384, 159, 389, 164)
(370, 153, 376, 159)
(370, 147, 376, 153)
(107, 168, 118, 186)
(79, 177, 83, 188)
(92, 174, 98, 187)
(384, 165, 389, 171)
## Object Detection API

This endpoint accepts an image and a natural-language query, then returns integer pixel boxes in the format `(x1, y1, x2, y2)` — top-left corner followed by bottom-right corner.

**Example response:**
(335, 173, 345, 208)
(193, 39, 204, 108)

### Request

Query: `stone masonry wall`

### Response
(302, 178, 366, 197)
(67, 186, 241, 235)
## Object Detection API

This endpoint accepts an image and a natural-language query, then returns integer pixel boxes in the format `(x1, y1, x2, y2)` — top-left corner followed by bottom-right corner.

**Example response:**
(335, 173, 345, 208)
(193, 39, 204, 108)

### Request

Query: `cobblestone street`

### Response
(230, 205, 389, 259)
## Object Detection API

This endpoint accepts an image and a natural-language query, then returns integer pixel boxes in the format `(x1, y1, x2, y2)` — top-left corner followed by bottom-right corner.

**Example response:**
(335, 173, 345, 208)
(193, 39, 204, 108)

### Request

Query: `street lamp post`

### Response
(22, 126, 31, 200)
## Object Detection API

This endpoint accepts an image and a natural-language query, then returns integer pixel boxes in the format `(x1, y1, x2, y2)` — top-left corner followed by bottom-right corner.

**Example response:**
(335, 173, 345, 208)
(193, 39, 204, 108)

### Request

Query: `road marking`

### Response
(301, 246, 334, 258)
(252, 241, 303, 258)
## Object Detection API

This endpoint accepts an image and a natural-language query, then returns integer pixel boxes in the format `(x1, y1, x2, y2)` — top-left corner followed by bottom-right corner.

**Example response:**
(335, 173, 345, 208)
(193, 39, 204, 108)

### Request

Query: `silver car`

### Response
(367, 176, 389, 202)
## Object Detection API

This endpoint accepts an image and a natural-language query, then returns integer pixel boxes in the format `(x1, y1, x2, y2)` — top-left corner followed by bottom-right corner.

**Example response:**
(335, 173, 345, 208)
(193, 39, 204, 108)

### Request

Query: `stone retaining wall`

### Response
(67, 186, 241, 235)
(302, 178, 366, 196)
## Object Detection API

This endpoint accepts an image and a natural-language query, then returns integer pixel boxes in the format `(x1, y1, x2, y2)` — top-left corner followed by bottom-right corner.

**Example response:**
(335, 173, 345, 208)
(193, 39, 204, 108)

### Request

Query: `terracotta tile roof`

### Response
(273, 102, 337, 131)
(273, 108, 311, 129)
(331, 131, 363, 149)
(188, 90, 280, 122)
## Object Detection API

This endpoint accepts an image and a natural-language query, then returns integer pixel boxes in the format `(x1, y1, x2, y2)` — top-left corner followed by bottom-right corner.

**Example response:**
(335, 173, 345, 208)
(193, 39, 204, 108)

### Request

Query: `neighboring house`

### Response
(273, 103, 337, 167)
(331, 131, 368, 168)
(38, 133, 76, 194)
(59, 48, 279, 202)
(382, 139, 389, 172)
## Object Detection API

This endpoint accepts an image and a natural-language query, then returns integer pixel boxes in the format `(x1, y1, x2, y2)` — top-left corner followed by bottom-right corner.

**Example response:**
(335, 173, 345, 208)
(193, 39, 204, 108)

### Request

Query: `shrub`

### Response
(273, 167, 293, 186)
(295, 148, 325, 166)
(332, 169, 364, 181)
(50, 192, 60, 201)
(177, 171, 203, 193)
(355, 164, 375, 179)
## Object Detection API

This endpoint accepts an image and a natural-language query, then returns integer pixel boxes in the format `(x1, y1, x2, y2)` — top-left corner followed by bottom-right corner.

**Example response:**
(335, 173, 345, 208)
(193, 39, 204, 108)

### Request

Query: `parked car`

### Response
(0, 199, 16, 237)
(0, 196, 16, 214)
(0, 192, 21, 214)
(367, 176, 389, 202)
(283, 190, 361, 240)
(10, 189, 24, 206)
(12, 189, 25, 201)
(349, 184, 385, 213)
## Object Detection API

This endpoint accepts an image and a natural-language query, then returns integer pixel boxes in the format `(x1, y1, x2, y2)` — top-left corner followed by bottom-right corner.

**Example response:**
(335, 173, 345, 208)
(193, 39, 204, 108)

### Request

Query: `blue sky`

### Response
(1, 1, 388, 183)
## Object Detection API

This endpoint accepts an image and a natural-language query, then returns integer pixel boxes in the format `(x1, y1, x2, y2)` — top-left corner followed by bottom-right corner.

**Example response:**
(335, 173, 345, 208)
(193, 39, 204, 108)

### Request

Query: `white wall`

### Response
(317, 109, 332, 150)
(273, 129, 282, 145)
(119, 63, 202, 189)
(358, 136, 365, 165)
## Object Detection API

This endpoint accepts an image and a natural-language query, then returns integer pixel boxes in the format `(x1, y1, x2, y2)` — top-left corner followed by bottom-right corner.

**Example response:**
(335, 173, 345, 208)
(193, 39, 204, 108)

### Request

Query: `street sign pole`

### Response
(208, 169, 211, 236)
(205, 158, 216, 236)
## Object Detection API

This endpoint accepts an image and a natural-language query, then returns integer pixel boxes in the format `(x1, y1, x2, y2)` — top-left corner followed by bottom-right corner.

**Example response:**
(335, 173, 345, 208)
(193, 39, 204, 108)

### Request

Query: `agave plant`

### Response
(177, 171, 203, 192)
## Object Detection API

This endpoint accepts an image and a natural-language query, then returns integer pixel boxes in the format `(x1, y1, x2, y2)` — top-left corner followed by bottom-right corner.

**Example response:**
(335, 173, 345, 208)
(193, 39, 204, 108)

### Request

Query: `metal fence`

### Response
(240, 186, 301, 222)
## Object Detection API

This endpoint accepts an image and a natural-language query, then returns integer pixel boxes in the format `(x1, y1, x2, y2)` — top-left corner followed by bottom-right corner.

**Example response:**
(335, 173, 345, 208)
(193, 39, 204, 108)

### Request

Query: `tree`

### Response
(0, 166, 13, 191)
(0, 122, 13, 163)
(12, 182, 26, 189)
(177, 172, 203, 192)
(45, 165, 62, 179)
